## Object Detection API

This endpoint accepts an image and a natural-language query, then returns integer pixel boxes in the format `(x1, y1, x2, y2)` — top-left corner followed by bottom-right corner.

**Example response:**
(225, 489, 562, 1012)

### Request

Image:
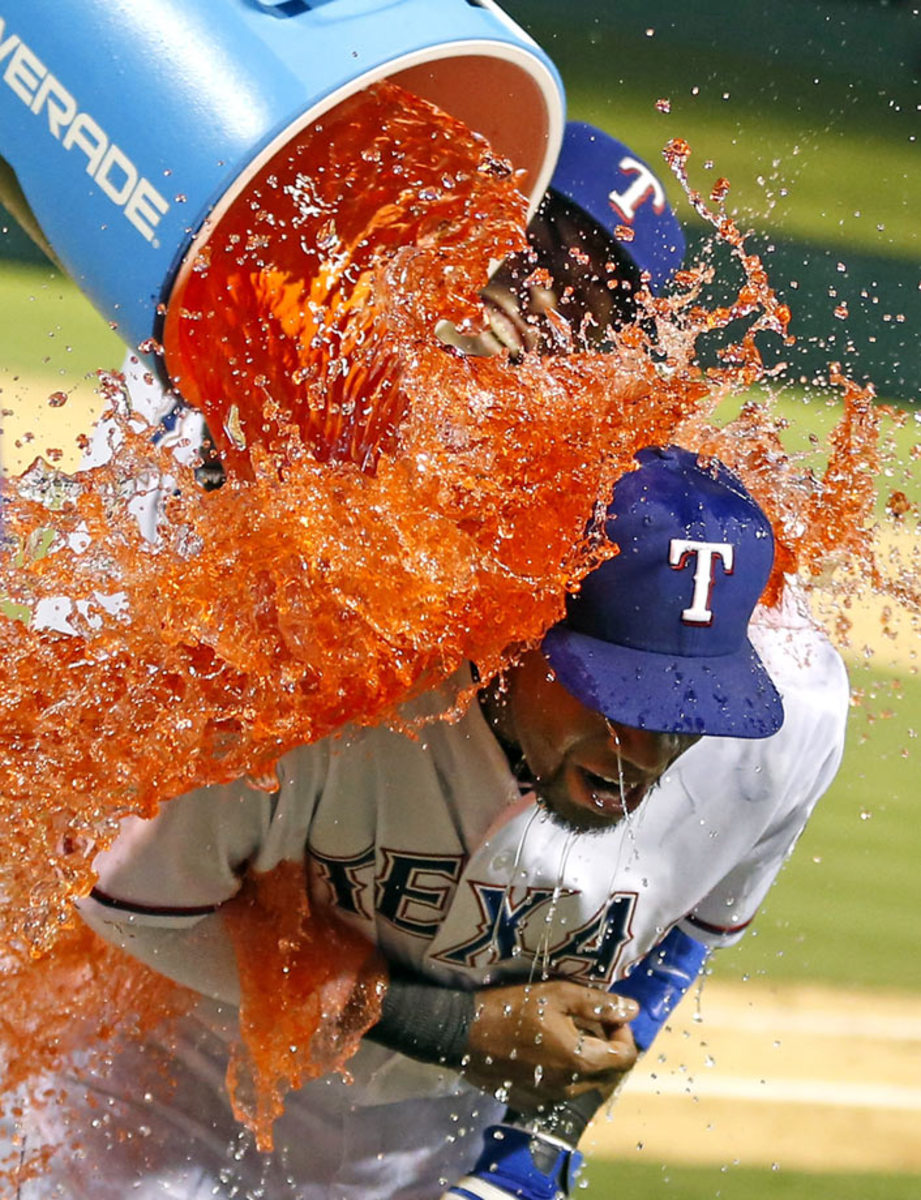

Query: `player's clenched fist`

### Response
(463, 979, 639, 1108)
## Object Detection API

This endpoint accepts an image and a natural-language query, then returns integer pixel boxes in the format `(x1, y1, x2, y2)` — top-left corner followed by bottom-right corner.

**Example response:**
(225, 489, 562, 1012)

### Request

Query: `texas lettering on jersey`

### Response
(435, 882, 637, 985)
(311, 843, 637, 986)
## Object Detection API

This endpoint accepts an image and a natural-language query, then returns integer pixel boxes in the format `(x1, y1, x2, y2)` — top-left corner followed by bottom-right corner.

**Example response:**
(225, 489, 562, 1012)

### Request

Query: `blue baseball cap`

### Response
(548, 121, 685, 294)
(542, 446, 784, 739)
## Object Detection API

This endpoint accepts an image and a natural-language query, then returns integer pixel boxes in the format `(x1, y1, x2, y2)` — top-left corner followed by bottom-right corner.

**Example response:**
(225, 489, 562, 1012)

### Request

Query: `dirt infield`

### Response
(586, 979, 921, 1174)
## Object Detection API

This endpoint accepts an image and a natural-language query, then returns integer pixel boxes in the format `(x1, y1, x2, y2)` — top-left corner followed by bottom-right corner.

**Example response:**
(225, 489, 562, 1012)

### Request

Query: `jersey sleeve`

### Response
(679, 620, 849, 948)
(81, 779, 277, 928)
(75, 780, 273, 1005)
(77, 740, 331, 1003)
(82, 739, 331, 926)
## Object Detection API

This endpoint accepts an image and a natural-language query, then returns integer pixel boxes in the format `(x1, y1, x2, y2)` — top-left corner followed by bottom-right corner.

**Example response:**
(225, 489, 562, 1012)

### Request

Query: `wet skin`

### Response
(479, 190, 642, 358)
(483, 650, 699, 833)
(438, 190, 640, 360)
(468, 651, 698, 1105)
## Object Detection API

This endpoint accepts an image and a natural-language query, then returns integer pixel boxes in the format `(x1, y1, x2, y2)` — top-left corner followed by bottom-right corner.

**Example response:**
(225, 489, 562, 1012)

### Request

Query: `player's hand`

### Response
(463, 979, 639, 1109)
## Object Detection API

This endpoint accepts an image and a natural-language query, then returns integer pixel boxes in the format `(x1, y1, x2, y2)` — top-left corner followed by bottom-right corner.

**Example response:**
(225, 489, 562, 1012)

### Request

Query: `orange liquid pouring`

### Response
(0, 81, 898, 1172)
(223, 861, 385, 1149)
(163, 84, 528, 478)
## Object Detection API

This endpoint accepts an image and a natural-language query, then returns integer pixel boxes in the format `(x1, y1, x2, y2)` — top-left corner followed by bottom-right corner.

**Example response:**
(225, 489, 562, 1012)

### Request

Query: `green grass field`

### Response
(504, 0, 920, 261)
(718, 657, 921, 992)
(581, 1160, 921, 1200)
(0, 262, 124, 382)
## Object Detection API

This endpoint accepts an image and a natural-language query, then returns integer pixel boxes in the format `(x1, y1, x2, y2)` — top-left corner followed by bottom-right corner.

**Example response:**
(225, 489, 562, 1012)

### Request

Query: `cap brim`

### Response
(542, 626, 784, 740)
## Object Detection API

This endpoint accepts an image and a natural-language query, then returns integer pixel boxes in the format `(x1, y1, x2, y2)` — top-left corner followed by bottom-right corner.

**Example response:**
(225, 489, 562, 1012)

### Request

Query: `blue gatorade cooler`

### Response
(0, 0, 564, 361)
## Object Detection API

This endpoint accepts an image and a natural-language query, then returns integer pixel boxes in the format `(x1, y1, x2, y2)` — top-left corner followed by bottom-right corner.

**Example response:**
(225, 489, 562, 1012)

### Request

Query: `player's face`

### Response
(436, 194, 638, 360)
(505, 652, 699, 834)
(479, 194, 639, 358)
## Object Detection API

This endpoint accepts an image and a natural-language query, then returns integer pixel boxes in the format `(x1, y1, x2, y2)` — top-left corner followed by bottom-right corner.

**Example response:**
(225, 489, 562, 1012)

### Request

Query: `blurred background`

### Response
(2, 1, 919, 1197)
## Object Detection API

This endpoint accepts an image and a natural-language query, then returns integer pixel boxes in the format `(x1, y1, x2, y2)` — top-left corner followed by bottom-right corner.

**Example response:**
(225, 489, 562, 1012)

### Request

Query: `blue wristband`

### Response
(611, 927, 708, 1052)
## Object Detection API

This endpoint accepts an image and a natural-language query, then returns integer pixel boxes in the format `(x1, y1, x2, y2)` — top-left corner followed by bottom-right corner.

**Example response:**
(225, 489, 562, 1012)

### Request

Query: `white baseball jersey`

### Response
(59, 588, 849, 1199)
(81, 586, 847, 983)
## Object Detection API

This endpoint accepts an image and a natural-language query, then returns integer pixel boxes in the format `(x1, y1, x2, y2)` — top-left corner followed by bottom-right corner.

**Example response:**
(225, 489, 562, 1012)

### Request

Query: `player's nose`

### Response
(604, 721, 676, 777)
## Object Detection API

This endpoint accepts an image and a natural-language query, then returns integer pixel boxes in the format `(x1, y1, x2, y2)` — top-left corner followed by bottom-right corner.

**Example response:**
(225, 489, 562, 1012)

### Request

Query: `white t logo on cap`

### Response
(608, 157, 667, 221)
(669, 539, 734, 625)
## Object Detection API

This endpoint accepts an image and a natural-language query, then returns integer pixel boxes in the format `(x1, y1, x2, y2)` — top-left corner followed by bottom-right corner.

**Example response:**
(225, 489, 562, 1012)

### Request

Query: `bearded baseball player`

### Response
(19, 127, 849, 1200)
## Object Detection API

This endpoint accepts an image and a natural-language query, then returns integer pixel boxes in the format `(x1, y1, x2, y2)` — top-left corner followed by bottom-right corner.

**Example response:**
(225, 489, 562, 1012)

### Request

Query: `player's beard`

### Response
(533, 729, 702, 834)
(532, 764, 649, 835)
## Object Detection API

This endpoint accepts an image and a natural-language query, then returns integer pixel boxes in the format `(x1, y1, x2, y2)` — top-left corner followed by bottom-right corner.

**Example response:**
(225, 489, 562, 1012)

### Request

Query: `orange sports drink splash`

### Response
(0, 12, 561, 1132)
